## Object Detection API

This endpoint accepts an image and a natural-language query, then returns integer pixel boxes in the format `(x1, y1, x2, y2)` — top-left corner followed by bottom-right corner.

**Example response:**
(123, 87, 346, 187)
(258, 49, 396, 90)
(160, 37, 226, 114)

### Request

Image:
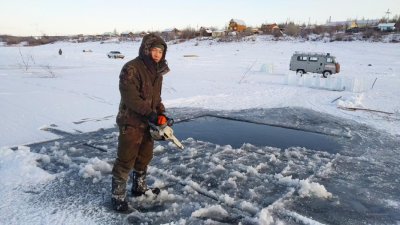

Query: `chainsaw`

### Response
(149, 122, 184, 150)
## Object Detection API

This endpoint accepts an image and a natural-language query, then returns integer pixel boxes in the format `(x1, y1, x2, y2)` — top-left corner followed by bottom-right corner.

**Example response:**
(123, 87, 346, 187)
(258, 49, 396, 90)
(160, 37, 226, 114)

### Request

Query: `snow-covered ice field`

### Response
(1, 37, 400, 146)
(0, 37, 399, 224)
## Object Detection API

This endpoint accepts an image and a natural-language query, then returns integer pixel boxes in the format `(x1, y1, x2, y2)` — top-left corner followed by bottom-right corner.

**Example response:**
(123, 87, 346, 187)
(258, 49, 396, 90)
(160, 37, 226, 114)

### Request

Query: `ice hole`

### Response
(173, 116, 342, 153)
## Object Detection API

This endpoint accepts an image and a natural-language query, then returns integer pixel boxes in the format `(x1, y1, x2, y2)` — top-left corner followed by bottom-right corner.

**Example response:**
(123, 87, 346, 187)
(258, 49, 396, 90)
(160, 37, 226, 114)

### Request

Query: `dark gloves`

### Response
(166, 117, 174, 126)
(147, 112, 158, 125)
(147, 112, 174, 126)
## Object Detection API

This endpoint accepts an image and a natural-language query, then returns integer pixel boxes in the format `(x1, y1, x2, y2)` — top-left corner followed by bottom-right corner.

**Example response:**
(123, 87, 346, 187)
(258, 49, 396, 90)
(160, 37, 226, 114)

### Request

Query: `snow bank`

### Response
(78, 157, 112, 183)
(133, 189, 177, 208)
(191, 205, 229, 219)
(154, 144, 165, 153)
(275, 174, 332, 199)
(285, 74, 375, 93)
(298, 179, 333, 198)
(240, 200, 259, 214)
(0, 146, 54, 187)
(0, 146, 59, 225)
(337, 93, 364, 108)
(258, 207, 276, 225)
(219, 194, 235, 206)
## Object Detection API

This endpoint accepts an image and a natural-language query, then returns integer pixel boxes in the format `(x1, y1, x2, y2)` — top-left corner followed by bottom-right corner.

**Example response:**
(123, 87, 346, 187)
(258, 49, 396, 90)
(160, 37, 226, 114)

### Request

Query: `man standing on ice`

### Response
(111, 33, 171, 212)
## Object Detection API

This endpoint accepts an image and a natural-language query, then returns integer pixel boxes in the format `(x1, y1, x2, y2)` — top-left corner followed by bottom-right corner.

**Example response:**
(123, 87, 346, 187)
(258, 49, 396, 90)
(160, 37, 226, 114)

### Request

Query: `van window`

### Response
(309, 57, 318, 62)
(326, 58, 333, 63)
(297, 56, 308, 61)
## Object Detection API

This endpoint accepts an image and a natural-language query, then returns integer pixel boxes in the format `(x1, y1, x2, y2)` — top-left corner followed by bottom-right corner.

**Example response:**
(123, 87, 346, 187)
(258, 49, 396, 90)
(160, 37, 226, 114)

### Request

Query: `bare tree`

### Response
(18, 48, 33, 71)
(285, 22, 301, 36)
(180, 27, 196, 40)
(42, 65, 56, 78)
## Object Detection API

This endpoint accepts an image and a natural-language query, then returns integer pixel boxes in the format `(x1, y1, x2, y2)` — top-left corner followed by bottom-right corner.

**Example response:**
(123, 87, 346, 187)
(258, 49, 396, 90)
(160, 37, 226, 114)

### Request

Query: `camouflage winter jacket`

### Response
(116, 34, 170, 128)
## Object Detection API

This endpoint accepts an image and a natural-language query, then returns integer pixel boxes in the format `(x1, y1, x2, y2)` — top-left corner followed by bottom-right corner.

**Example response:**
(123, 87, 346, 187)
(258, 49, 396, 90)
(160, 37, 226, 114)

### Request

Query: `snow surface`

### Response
(0, 36, 399, 224)
(0, 37, 399, 147)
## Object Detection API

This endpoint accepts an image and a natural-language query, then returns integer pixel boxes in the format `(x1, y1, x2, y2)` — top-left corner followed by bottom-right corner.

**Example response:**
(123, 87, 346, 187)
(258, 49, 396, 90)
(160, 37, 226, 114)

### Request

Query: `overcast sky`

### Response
(0, 0, 399, 36)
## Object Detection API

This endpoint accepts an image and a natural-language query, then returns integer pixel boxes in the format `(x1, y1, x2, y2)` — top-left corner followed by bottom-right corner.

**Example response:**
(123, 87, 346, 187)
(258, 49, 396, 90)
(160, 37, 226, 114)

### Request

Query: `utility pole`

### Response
(385, 9, 391, 22)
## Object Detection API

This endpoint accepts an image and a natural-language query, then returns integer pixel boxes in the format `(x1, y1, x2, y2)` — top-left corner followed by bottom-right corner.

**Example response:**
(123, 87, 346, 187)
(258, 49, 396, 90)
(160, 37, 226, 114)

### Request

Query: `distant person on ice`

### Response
(111, 33, 171, 212)
(58, 48, 62, 55)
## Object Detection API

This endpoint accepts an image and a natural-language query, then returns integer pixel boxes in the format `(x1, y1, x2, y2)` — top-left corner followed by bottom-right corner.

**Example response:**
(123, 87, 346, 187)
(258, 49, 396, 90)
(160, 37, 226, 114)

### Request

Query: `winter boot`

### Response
(111, 177, 129, 212)
(131, 170, 160, 197)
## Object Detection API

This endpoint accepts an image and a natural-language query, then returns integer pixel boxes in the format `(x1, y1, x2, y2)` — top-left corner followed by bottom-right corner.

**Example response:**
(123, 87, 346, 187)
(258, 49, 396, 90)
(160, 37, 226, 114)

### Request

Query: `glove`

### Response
(157, 114, 174, 126)
(147, 112, 158, 125)
(167, 118, 174, 126)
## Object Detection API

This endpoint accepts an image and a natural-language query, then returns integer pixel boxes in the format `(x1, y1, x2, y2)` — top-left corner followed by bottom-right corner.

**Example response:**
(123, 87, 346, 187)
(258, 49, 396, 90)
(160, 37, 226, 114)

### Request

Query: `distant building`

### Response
(161, 28, 181, 41)
(349, 21, 358, 29)
(378, 23, 396, 31)
(199, 27, 213, 37)
(355, 19, 380, 28)
(120, 32, 134, 41)
(102, 32, 117, 40)
(228, 19, 246, 32)
(162, 28, 181, 36)
(252, 28, 261, 34)
(325, 21, 348, 27)
(120, 32, 134, 38)
(103, 32, 114, 37)
(94, 35, 103, 41)
(261, 23, 280, 34)
(325, 19, 379, 29)
(212, 30, 225, 38)
(396, 22, 400, 31)
(83, 35, 97, 42)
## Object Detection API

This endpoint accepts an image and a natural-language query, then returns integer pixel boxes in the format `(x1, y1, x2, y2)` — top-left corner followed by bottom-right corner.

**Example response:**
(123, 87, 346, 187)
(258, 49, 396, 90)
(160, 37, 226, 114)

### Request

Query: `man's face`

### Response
(150, 47, 163, 63)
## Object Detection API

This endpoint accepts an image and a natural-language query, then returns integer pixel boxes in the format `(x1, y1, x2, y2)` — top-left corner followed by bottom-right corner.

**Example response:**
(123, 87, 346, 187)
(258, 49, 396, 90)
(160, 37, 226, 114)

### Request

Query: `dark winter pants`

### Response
(112, 125, 154, 183)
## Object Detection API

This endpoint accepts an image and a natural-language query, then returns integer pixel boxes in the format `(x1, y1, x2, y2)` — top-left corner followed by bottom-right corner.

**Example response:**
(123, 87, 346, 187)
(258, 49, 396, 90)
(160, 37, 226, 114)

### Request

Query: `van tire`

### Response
(322, 71, 331, 78)
(296, 70, 305, 76)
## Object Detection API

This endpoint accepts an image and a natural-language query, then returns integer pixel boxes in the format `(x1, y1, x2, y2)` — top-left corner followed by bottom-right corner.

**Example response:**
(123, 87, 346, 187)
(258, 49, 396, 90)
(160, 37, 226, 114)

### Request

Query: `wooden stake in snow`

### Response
(331, 96, 342, 103)
(371, 78, 378, 89)
(338, 106, 393, 115)
(238, 60, 257, 84)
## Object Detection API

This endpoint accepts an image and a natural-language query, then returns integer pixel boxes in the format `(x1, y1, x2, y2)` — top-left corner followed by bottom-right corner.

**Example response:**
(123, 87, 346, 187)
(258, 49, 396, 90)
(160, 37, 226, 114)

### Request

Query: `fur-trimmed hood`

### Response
(139, 34, 169, 76)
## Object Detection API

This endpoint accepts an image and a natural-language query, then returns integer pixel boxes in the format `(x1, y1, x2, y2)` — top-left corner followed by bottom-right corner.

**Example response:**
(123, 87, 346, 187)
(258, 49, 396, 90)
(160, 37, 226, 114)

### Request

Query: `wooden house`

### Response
(161, 28, 181, 41)
(228, 19, 246, 32)
(120, 32, 134, 38)
(199, 27, 213, 37)
(260, 23, 280, 34)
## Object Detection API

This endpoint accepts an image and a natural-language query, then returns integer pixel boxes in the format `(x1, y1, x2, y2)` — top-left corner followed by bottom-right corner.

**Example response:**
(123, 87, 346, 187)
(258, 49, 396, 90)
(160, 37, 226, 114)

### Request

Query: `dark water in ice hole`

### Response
(173, 116, 342, 153)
